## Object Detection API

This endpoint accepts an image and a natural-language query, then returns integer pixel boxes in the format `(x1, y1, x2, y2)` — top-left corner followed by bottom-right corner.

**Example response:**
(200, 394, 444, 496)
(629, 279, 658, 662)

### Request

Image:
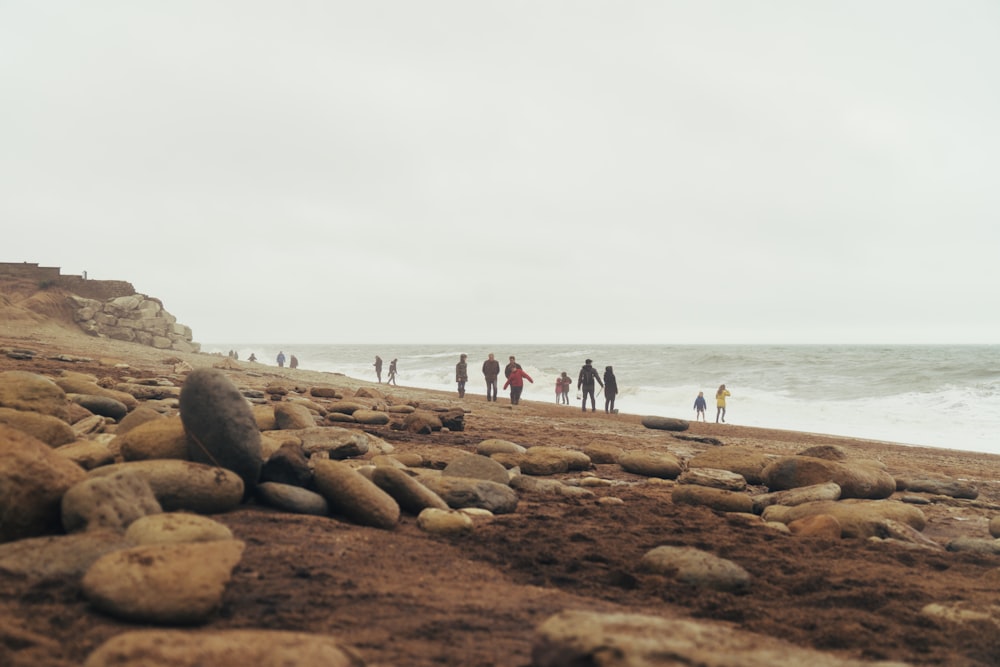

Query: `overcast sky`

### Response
(2, 2, 998, 345)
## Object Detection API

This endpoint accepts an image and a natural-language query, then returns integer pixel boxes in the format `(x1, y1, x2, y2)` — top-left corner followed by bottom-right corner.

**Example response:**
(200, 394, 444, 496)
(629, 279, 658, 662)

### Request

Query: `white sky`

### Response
(2, 2, 998, 345)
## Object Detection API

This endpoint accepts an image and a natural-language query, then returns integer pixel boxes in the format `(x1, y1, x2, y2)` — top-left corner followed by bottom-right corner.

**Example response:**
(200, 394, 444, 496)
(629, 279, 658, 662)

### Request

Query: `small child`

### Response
(693, 391, 707, 422)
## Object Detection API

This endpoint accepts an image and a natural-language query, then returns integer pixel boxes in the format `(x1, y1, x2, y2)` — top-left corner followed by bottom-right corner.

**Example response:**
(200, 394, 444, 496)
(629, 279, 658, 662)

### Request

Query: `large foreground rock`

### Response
(81, 540, 246, 624)
(0, 424, 87, 542)
(179, 368, 263, 493)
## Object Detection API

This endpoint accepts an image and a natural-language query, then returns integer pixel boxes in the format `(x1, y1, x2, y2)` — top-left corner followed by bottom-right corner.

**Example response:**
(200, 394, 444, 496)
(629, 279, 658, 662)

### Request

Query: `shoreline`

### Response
(5, 322, 1000, 462)
(198, 341, 1000, 456)
(4, 320, 1000, 665)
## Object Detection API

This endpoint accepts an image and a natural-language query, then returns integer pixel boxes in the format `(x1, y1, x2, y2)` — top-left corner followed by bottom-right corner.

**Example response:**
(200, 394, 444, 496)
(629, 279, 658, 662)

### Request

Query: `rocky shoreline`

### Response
(2, 316, 1000, 665)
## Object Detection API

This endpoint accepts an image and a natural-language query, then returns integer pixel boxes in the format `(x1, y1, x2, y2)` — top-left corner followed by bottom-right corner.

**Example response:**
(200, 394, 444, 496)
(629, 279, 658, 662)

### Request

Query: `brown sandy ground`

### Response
(2, 283, 1000, 666)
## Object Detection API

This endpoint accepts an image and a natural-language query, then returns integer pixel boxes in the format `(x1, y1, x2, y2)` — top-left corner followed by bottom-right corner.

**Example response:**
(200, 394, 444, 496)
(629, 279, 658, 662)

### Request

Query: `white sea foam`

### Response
(204, 343, 1000, 454)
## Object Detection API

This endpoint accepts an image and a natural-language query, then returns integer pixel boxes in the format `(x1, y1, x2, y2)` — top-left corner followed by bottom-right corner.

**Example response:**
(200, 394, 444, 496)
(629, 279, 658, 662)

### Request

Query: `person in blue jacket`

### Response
(693, 391, 707, 422)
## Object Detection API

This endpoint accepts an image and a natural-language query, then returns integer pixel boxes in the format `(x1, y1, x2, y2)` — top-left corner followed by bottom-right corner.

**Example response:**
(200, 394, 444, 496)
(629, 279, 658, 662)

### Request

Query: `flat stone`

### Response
(83, 629, 364, 667)
(81, 540, 246, 624)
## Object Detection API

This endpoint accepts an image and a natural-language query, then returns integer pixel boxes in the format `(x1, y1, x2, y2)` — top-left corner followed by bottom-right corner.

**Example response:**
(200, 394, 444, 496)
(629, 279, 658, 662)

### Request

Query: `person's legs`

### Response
(458, 381, 465, 398)
(721, 407, 726, 423)
(716, 406, 722, 423)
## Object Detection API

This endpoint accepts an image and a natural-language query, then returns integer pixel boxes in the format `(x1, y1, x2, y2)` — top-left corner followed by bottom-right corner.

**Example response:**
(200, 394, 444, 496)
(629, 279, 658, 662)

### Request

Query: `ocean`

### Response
(203, 344, 1000, 456)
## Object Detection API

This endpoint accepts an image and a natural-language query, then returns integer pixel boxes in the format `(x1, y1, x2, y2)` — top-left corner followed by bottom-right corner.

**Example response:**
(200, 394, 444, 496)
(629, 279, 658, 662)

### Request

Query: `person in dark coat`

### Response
(504, 355, 518, 379)
(603, 366, 618, 413)
(374, 356, 383, 383)
(482, 353, 500, 402)
(456, 354, 469, 398)
(577, 359, 604, 412)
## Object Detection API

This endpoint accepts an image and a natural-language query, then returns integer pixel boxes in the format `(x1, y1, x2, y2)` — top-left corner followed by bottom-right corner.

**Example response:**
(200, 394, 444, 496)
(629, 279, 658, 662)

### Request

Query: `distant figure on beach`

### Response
(387, 358, 398, 385)
(716, 384, 731, 423)
(577, 359, 604, 412)
(603, 366, 618, 413)
(693, 391, 707, 421)
(504, 356, 518, 379)
(554, 376, 563, 404)
(456, 354, 468, 398)
(374, 356, 383, 383)
(559, 372, 572, 405)
(248, 353, 257, 363)
(276, 351, 286, 368)
(503, 363, 533, 405)
(289, 354, 299, 369)
(482, 353, 500, 401)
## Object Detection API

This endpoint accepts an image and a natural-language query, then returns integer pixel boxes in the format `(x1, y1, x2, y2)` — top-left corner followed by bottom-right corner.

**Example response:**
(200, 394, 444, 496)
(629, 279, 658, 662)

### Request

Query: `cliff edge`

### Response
(0, 271, 199, 353)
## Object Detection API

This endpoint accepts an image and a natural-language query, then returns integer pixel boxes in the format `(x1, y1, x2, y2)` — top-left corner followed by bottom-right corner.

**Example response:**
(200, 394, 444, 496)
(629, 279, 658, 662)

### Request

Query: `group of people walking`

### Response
(454, 353, 620, 413)
(372, 351, 731, 422)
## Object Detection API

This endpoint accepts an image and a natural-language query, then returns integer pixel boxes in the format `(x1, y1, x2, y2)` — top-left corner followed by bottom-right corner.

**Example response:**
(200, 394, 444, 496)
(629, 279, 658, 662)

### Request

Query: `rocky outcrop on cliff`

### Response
(70, 294, 199, 353)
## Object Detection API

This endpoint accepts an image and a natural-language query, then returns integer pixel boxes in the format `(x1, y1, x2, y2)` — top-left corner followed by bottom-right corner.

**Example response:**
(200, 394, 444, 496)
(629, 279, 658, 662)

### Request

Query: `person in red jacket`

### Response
(502, 364, 533, 405)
